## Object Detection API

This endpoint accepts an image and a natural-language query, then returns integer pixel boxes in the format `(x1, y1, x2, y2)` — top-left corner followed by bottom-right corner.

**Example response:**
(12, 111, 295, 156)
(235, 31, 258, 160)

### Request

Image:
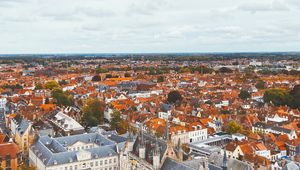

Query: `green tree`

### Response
(45, 80, 61, 90)
(35, 82, 43, 90)
(244, 66, 255, 76)
(167, 90, 183, 104)
(106, 74, 113, 78)
(59, 80, 68, 86)
(117, 121, 129, 134)
(263, 88, 290, 106)
(1, 84, 23, 91)
(124, 72, 131, 77)
(96, 67, 109, 74)
(15, 84, 23, 89)
(51, 88, 73, 106)
(45, 97, 50, 104)
(255, 80, 266, 89)
(218, 67, 233, 73)
(82, 98, 106, 127)
(289, 85, 300, 109)
(225, 121, 242, 134)
(110, 110, 122, 131)
(239, 90, 251, 100)
(149, 68, 156, 75)
(191, 66, 213, 74)
(157, 76, 164, 83)
(92, 75, 101, 81)
(110, 110, 130, 134)
(179, 67, 191, 73)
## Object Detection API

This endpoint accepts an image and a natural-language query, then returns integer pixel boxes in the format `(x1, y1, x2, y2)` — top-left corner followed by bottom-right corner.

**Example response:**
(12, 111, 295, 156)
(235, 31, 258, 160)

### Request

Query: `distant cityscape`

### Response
(0, 54, 300, 170)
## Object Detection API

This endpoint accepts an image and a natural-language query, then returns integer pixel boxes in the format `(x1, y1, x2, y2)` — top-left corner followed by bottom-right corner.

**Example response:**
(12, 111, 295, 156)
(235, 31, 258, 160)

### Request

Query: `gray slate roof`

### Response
(161, 157, 194, 170)
(30, 132, 120, 166)
(17, 119, 30, 136)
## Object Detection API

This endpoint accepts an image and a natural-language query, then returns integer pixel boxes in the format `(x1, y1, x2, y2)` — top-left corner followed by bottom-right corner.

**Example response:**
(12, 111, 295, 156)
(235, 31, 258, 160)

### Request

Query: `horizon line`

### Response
(0, 51, 300, 56)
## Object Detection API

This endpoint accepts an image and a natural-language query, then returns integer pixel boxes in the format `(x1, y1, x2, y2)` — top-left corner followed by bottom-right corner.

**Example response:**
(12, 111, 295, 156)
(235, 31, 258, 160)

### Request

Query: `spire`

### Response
(222, 149, 228, 170)
(164, 115, 169, 141)
(139, 123, 146, 159)
(178, 138, 183, 151)
(140, 123, 145, 147)
(154, 137, 160, 155)
(127, 111, 133, 142)
(153, 137, 161, 170)
(127, 129, 133, 142)
(177, 138, 183, 161)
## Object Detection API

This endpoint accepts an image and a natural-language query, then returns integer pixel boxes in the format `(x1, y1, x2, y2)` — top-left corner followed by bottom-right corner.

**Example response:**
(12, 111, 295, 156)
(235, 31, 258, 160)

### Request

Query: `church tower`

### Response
(177, 138, 183, 161)
(139, 124, 146, 159)
(127, 129, 134, 152)
(164, 115, 169, 141)
(153, 137, 161, 170)
(222, 149, 228, 170)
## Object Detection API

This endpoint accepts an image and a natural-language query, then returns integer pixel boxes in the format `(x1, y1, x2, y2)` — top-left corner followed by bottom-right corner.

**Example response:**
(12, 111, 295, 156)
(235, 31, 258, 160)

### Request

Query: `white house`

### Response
(29, 132, 124, 170)
(188, 128, 208, 143)
(265, 114, 288, 123)
(158, 111, 171, 120)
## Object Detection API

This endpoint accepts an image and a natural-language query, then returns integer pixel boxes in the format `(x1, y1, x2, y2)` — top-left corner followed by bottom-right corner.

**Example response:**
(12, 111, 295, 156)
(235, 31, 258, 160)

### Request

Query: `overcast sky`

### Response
(0, 0, 300, 54)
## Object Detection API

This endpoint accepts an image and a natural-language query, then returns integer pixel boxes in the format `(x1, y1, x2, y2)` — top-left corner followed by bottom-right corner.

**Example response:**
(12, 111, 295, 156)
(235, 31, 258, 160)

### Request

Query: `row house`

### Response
(252, 122, 297, 140)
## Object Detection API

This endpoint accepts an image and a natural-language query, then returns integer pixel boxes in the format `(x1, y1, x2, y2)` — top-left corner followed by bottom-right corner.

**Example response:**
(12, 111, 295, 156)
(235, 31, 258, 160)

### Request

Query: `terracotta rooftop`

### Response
(0, 142, 20, 159)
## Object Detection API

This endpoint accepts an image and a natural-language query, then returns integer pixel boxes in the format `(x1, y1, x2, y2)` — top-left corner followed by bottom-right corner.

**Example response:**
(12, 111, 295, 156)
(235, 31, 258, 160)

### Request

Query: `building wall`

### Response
(0, 158, 18, 170)
(256, 150, 271, 159)
(15, 124, 31, 151)
(0, 98, 7, 110)
(232, 146, 243, 159)
(171, 133, 189, 146)
(171, 128, 208, 145)
(46, 156, 118, 170)
(29, 148, 119, 170)
(29, 148, 47, 170)
(188, 128, 208, 143)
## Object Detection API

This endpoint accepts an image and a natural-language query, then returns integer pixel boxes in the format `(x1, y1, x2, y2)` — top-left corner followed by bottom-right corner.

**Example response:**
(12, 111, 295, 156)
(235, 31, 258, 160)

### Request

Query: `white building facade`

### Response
(29, 132, 127, 170)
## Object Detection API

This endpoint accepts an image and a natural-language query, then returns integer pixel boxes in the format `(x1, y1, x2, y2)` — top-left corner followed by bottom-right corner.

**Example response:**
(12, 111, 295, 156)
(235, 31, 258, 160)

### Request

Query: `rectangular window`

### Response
(100, 160, 103, 165)
(114, 158, 116, 163)
(109, 159, 112, 164)
(91, 162, 94, 167)
(96, 161, 98, 166)
(105, 160, 107, 164)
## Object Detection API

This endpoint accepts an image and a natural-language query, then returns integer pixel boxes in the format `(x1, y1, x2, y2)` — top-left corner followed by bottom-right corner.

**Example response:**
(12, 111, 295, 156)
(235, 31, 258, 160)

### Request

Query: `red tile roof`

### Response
(0, 142, 20, 159)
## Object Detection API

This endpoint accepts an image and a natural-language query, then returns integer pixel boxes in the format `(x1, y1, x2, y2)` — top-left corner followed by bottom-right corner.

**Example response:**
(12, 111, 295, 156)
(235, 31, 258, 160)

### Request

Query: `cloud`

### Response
(238, 0, 290, 13)
(286, 0, 300, 9)
(126, 0, 169, 16)
(0, 0, 299, 53)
